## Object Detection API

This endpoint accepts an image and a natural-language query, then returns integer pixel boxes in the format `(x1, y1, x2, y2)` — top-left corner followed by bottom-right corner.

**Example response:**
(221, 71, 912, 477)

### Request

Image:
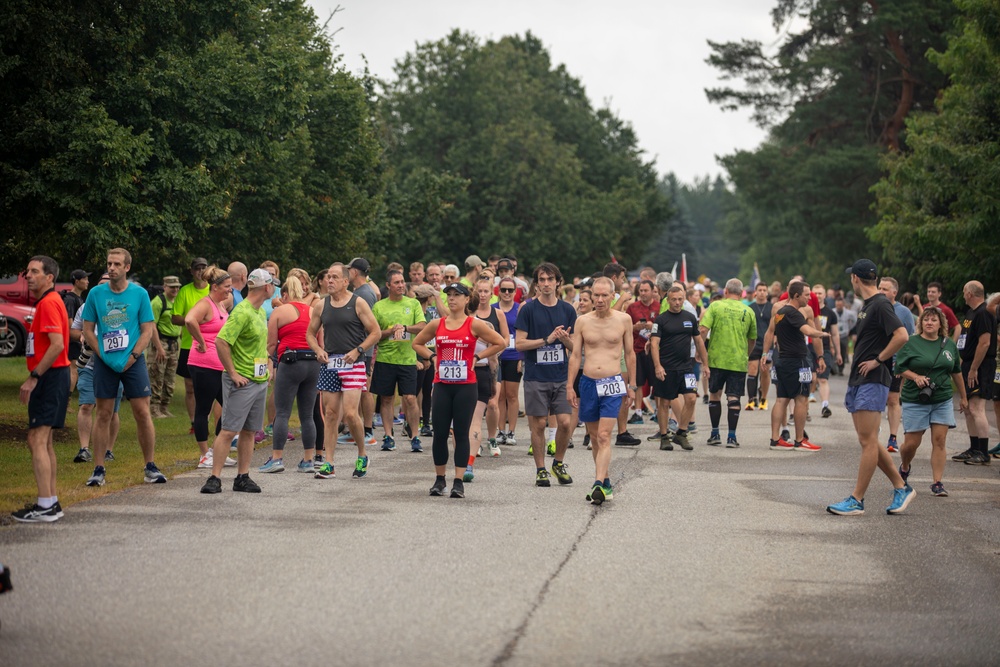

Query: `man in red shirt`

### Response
(625, 280, 659, 423)
(13, 256, 71, 523)
(924, 282, 961, 341)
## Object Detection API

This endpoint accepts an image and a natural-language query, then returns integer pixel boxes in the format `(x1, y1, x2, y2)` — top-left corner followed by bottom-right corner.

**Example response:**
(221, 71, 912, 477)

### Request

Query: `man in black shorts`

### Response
(761, 281, 830, 452)
(951, 280, 997, 465)
(650, 285, 708, 451)
(745, 282, 772, 410)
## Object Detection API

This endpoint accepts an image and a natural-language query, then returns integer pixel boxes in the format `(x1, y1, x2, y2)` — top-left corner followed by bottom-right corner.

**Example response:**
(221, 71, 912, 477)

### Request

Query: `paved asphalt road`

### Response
(1, 375, 999, 666)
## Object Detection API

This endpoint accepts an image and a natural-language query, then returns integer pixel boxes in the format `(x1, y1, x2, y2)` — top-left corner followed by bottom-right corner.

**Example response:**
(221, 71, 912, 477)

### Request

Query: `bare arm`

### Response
(215, 338, 247, 387)
(19, 331, 65, 404)
(185, 299, 212, 353)
(354, 298, 382, 363)
(305, 300, 327, 364)
(565, 321, 585, 407)
(470, 318, 506, 360)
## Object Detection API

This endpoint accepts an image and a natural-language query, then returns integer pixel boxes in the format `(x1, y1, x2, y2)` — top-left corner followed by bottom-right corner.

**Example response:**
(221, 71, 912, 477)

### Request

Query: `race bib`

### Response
(957, 334, 967, 350)
(537, 344, 564, 365)
(799, 367, 812, 383)
(639, 328, 651, 339)
(684, 373, 698, 389)
(26, 332, 35, 357)
(393, 330, 411, 341)
(994, 369, 1000, 383)
(596, 374, 627, 397)
(327, 354, 350, 371)
(507, 334, 516, 350)
(439, 360, 468, 383)
(102, 329, 129, 353)
(770, 367, 777, 381)
(819, 316, 829, 330)
(253, 357, 267, 379)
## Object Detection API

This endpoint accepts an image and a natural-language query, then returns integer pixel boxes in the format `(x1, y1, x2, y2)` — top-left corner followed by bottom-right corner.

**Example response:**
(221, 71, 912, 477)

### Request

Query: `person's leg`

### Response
(771, 397, 790, 440)
(759, 361, 771, 406)
(190, 367, 218, 455)
(401, 394, 420, 439)
(851, 410, 905, 502)
(130, 396, 156, 465)
(148, 346, 164, 414)
(450, 385, 478, 480)
(656, 397, 669, 435)
(528, 415, 547, 469)
(77, 402, 93, 450)
(554, 412, 573, 460)
(468, 400, 488, 471)
(708, 368, 723, 436)
(791, 395, 808, 441)
(899, 431, 923, 475)
(161, 344, 179, 413)
(431, 384, 454, 476)
(91, 397, 115, 466)
(322, 391, 344, 460)
(887, 391, 901, 444)
(269, 362, 300, 458)
(110, 411, 121, 451)
(966, 396, 988, 440)
(341, 390, 366, 458)
(27, 426, 55, 498)
(746, 359, 759, 406)
(591, 417, 616, 481)
(293, 367, 318, 462)
(929, 423, 949, 483)
(819, 377, 831, 406)
(486, 389, 500, 439)
(379, 391, 395, 438)
(184, 377, 195, 422)
(361, 383, 375, 435)
(503, 380, 520, 435)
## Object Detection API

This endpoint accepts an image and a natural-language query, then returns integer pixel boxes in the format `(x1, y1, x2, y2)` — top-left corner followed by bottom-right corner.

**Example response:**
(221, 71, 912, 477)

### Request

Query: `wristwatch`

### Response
(30, 370, 40, 379)
(131, 351, 141, 360)
(356, 346, 365, 355)
(629, 384, 638, 391)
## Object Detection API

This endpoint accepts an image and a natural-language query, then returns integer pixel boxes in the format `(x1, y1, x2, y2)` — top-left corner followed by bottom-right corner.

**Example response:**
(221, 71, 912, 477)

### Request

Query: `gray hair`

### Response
(725, 278, 743, 295)
(655, 272, 675, 293)
(443, 264, 460, 278)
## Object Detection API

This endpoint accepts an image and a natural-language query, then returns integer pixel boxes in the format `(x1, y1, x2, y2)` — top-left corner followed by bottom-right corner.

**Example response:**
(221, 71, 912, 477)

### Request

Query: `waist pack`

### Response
(280, 349, 317, 364)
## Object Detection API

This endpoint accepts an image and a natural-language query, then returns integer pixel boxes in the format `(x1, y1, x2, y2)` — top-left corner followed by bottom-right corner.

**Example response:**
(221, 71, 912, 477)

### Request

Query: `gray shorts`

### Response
(221, 375, 268, 433)
(523, 380, 571, 417)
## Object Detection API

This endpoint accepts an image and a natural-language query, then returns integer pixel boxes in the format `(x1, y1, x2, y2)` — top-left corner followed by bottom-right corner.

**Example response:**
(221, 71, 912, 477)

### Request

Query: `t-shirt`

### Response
(651, 310, 699, 371)
(774, 305, 809, 359)
(699, 298, 756, 372)
(173, 282, 209, 350)
(818, 306, 838, 353)
(747, 301, 771, 345)
(893, 302, 915, 335)
(27, 290, 70, 372)
(626, 300, 659, 354)
(151, 294, 181, 338)
(895, 335, 961, 404)
(216, 299, 269, 383)
(353, 283, 379, 358)
(515, 298, 577, 382)
(849, 293, 902, 387)
(81, 282, 154, 373)
(958, 303, 997, 366)
(934, 301, 960, 332)
(835, 308, 857, 336)
(372, 296, 426, 366)
(231, 286, 244, 306)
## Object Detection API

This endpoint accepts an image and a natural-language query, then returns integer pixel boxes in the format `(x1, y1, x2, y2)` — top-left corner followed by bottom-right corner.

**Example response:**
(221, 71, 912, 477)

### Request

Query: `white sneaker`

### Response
(506, 431, 517, 446)
(223, 456, 237, 467)
(477, 444, 483, 458)
(489, 441, 501, 457)
(197, 451, 213, 469)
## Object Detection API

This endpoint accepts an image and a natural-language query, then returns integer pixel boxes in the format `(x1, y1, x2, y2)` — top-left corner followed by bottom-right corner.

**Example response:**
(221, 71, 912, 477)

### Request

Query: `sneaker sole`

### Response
(12, 513, 60, 523)
(536, 480, 551, 487)
(86, 479, 105, 487)
(590, 486, 606, 506)
(826, 507, 864, 516)
(144, 476, 167, 484)
(259, 468, 285, 473)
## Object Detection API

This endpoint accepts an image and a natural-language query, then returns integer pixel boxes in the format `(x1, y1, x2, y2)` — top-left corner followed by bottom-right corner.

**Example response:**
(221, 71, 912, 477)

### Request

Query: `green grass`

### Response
(0, 357, 282, 520)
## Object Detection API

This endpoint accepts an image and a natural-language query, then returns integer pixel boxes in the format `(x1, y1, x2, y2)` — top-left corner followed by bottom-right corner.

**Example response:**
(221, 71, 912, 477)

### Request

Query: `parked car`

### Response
(0, 274, 75, 306)
(0, 297, 34, 357)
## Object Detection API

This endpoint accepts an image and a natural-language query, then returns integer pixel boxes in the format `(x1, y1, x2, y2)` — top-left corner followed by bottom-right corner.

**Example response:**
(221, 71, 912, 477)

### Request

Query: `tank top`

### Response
(187, 297, 228, 371)
(321, 293, 367, 354)
(474, 308, 501, 366)
(277, 302, 312, 358)
(434, 316, 477, 385)
(496, 302, 522, 361)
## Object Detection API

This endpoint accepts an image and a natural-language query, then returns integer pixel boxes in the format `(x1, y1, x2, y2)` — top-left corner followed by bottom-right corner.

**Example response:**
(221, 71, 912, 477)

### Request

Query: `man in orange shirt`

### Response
(13, 255, 71, 522)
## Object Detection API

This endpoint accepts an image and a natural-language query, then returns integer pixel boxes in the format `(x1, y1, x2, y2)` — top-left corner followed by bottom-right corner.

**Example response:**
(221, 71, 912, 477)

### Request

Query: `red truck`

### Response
(0, 273, 75, 306)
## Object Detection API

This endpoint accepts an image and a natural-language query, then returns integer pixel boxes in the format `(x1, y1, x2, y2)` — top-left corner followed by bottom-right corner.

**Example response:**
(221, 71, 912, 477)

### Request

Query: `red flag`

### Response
(680, 253, 688, 284)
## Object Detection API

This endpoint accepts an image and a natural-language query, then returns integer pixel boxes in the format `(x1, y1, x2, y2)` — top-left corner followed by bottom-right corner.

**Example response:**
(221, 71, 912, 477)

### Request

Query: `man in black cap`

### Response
(63, 269, 89, 391)
(827, 259, 913, 516)
(172, 257, 210, 425)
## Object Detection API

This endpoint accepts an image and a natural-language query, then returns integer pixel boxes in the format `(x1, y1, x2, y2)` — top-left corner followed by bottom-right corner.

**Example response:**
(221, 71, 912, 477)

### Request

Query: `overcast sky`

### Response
(308, 0, 785, 184)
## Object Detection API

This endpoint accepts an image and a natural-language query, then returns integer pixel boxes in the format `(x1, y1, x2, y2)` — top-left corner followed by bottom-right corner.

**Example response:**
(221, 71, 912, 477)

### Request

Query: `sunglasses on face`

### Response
(499, 288, 515, 294)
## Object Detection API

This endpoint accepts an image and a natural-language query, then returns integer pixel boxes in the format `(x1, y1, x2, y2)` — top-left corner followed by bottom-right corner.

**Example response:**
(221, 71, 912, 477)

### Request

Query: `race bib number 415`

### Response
(537, 345, 564, 365)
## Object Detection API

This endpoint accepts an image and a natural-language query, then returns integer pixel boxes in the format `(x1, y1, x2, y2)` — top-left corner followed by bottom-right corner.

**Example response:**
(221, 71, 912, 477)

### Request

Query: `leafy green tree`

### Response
(871, 0, 1000, 291)
(376, 30, 671, 276)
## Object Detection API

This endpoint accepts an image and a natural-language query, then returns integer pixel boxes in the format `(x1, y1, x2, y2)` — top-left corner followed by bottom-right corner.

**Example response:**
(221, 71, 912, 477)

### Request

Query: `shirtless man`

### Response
(567, 277, 637, 505)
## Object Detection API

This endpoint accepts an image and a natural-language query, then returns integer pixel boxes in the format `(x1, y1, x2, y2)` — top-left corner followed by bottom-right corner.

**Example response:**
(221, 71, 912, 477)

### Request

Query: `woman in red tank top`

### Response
(262, 273, 321, 473)
(412, 282, 505, 498)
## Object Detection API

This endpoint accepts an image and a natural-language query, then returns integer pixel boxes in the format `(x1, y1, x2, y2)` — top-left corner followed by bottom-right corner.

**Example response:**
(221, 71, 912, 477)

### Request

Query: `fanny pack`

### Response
(280, 349, 317, 364)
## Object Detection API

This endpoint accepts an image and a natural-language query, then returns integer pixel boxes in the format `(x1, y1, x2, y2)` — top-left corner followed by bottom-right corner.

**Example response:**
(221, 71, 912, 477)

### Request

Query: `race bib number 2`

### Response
(537, 344, 564, 365)
(102, 329, 129, 353)
(596, 374, 627, 397)
(439, 360, 468, 383)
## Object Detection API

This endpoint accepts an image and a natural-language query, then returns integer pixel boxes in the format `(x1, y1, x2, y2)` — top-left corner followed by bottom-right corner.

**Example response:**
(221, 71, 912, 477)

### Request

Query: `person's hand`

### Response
(817, 358, 827, 374)
(858, 359, 881, 376)
(959, 397, 969, 413)
(567, 386, 579, 409)
(230, 372, 249, 388)
(316, 350, 329, 365)
(196, 342, 206, 354)
(19, 376, 37, 405)
(156, 346, 166, 363)
(967, 372, 980, 389)
(551, 326, 571, 343)
(836, 353, 843, 367)
(655, 367, 666, 381)
(913, 294, 922, 306)
(345, 349, 360, 364)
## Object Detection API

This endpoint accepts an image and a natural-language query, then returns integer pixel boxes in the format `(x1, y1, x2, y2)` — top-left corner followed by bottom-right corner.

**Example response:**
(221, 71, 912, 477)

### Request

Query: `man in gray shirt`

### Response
(349, 257, 379, 445)
(835, 296, 857, 375)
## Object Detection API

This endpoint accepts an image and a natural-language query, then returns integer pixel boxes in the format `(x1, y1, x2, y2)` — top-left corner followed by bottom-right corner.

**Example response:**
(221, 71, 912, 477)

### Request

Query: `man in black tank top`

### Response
(306, 263, 381, 479)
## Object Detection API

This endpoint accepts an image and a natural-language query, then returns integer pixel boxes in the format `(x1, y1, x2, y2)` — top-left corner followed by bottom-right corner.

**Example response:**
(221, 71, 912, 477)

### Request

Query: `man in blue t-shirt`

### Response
(81, 248, 166, 487)
(515, 262, 577, 488)
(879, 277, 916, 452)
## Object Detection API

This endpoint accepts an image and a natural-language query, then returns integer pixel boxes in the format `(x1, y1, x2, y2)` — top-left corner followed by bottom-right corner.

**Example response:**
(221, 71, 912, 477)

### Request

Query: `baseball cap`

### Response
(348, 257, 370, 275)
(163, 275, 182, 287)
(247, 268, 280, 288)
(413, 284, 436, 300)
(70, 269, 89, 281)
(99, 273, 111, 282)
(190, 257, 208, 269)
(497, 258, 514, 271)
(464, 255, 486, 270)
(443, 283, 471, 296)
(846, 259, 878, 281)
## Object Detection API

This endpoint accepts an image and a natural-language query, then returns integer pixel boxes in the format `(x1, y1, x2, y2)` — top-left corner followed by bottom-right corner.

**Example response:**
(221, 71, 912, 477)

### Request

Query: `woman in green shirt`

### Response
(896, 307, 968, 497)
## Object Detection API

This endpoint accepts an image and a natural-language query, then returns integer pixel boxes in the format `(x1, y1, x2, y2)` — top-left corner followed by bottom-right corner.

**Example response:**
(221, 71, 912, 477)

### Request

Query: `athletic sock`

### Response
(822, 400, 829, 408)
(38, 497, 55, 509)
(553, 459, 561, 466)
(603, 477, 610, 486)
(970, 435, 977, 450)
(708, 401, 722, 430)
(727, 403, 741, 432)
(467, 455, 476, 467)
(676, 429, 686, 436)
(977, 437, 989, 454)
(537, 467, 546, 473)
(728, 430, 736, 441)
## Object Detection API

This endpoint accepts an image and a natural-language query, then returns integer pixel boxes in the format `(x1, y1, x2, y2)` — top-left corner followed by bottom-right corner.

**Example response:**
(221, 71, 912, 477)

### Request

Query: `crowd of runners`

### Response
(11, 250, 1000, 521)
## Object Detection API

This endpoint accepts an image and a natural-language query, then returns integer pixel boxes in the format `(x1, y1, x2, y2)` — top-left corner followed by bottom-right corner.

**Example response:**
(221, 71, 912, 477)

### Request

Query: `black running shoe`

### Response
(614, 431, 640, 446)
(11, 503, 61, 523)
(952, 448, 975, 462)
(659, 434, 674, 451)
(963, 450, 991, 466)
(0, 565, 11, 593)
(201, 475, 222, 494)
(233, 475, 262, 492)
(450, 479, 465, 498)
(419, 425, 433, 438)
(821, 406, 832, 418)
(429, 477, 447, 496)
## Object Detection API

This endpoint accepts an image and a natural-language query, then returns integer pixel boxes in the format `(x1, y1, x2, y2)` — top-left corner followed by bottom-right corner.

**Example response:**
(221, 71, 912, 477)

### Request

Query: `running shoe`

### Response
(254, 430, 267, 444)
(963, 450, 991, 465)
(411, 437, 423, 453)
(951, 448, 975, 461)
(258, 457, 285, 473)
(200, 475, 222, 494)
(463, 465, 474, 483)
(989, 442, 1000, 459)
(496, 431, 507, 445)
(898, 463, 910, 484)
(808, 393, 817, 403)
(702, 395, 709, 405)
(627, 413, 643, 425)
(352, 456, 369, 478)
(675, 432, 693, 451)
(551, 461, 573, 485)
(11, 503, 61, 523)
(86, 467, 106, 486)
(198, 451, 214, 469)
(821, 406, 832, 418)
(104, 450, 115, 462)
(886, 485, 915, 514)
(546, 439, 557, 455)
(450, 479, 465, 498)
(744, 399, 757, 411)
(489, 438, 501, 457)
(230, 436, 238, 452)
(930, 482, 948, 497)
(313, 455, 325, 470)
(223, 455, 236, 467)
(419, 425, 433, 438)
(647, 432, 662, 441)
(725, 436, 740, 448)
(373, 414, 383, 428)
(429, 477, 447, 496)
(381, 435, 396, 451)
(338, 432, 378, 447)
(794, 438, 821, 452)
(614, 431, 640, 447)
(770, 438, 795, 451)
(659, 434, 674, 451)
(758, 399, 768, 411)
(233, 474, 261, 493)
(264, 424, 273, 437)
(584, 434, 591, 450)
(586, 483, 613, 505)
(73, 448, 92, 463)
(826, 496, 864, 515)
(505, 432, 517, 446)
(535, 469, 551, 487)
(393, 413, 405, 425)
(706, 433, 722, 447)
(668, 418, 679, 433)
(477, 444, 483, 458)
(687, 422, 697, 433)
(780, 429, 790, 442)
(144, 463, 167, 484)
(297, 460, 314, 473)
(315, 462, 335, 478)
(886, 435, 898, 453)
(527, 444, 533, 455)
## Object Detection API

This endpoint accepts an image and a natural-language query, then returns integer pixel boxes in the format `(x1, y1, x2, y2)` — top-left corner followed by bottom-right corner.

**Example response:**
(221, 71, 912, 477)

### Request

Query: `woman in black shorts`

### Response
(495, 276, 523, 445)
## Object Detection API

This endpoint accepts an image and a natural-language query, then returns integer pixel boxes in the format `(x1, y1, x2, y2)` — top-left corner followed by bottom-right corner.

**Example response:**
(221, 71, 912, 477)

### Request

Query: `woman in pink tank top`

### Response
(184, 266, 234, 467)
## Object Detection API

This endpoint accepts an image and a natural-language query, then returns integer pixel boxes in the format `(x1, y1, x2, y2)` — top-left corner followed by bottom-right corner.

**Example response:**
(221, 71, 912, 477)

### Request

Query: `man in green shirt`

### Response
(699, 278, 757, 447)
(171, 257, 210, 424)
(200, 269, 275, 495)
(147, 275, 181, 418)
(371, 269, 426, 452)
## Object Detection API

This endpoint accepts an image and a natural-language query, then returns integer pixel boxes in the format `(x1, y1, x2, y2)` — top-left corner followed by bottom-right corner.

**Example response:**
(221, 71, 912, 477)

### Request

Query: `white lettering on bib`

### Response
(327, 354, 350, 371)
(439, 360, 468, 383)
(102, 329, 129, 353)
(537, 345, 564, 365)
(253, 357, 267, 379)
(596, 374, 627, 397)
(799, 367, 812, 383)
(957, 334, 967, 350)
(26, 332, 35, 357)
(684, 373, 698, 389)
